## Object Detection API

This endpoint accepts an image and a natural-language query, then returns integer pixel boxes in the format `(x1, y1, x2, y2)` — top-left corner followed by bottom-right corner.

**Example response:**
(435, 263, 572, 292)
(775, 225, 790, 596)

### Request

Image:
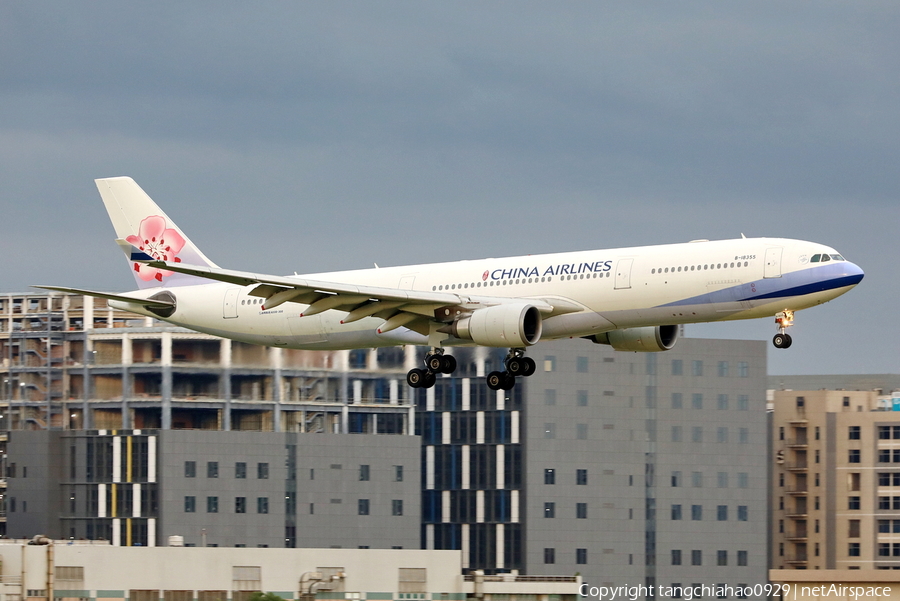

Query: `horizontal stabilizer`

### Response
(32, 286, 175, 308)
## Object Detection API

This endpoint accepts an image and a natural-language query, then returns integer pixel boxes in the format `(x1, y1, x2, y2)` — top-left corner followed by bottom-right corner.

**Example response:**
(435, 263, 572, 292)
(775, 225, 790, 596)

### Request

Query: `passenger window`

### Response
(810, 254, 820, 262)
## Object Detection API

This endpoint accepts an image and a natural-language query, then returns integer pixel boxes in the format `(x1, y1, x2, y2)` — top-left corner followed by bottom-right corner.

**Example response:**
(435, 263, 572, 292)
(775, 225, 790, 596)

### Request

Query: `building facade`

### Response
(771, 388, 900, 569)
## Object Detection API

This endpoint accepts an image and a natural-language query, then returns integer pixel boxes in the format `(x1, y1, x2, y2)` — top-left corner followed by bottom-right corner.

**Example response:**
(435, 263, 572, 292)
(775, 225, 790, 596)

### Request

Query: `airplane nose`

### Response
(846, 262, 865, 285)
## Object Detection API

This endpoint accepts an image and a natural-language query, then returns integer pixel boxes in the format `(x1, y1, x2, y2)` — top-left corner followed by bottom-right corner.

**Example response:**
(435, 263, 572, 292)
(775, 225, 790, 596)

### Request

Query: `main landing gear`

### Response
(407, 349, 457, 389)
(773, 310, 794, 349)
(486, 348, 536, 391)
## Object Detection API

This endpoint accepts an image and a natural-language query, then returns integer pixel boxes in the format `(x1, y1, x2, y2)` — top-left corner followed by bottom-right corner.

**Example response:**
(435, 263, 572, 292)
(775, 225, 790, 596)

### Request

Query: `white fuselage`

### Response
(111, 237, 864, 350)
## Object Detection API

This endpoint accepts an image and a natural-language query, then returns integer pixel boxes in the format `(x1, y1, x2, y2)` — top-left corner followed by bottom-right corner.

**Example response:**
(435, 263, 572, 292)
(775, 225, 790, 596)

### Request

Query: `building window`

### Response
(672, 471, 682, 487)
(576, 469, 588, 485)
(672, 426, 682, 442)
(672, 360, 683, 375)
(717, 361, 728, 377)
(796, 396, 805, 408)
(544, 469, 555, 485)
(672, 549, 682, 565)
(717, 394, 728, 410)
(358, 499, 370, 515)
(849, 543, 860, 557)
(849, 496, 861, 510)
(576, 548, 588, 565)
(738, 362, 749, 377)
(184, 461, 196, 478)
(717, 550, 728, 566)
(692, 361, 703, 376)
(717, 472, 728, 488)
(849, 426, 861, 440)
(691, 550, 702, 565)
(692, 393, 703, 409)
(576, 503, 588, 519)
(737, 473, 748, 488)
(672, 504, 683, 520)
(577, 390, 588, 406)
(738, 395, 749, 410)
(257, 462, 269, 479)
(739, 428, 749, 444)
(395, 465, 404, 482)
(235, 496, 246, 513)
(359, 464, 370, 481)
(672, 393, 683, 408)
(544, 356, 556, 372)
(692, 471, 703, 487)
(544, 389, 557, 406)
(235, 462, 246, 479)
(738, 506, 748, 521)
(392, 500, 403, 516)
(691, 505, 702, 520)
(717, 505, 728, 521)
(207, 461, 218, 478)
(544, 502, 556, 518)
(576, 424, 588, 440)
(849, 449, 861, 463)
(207, 496, 218, 513)
(717, 427, 728, 443)
(692, 427, 703, 443)
(849, 519, 860, 538)
(576, 356, 589, 373)
(184, 496, 196, 513)
(544, 548, 555, 564)
(737, 550, 748, 566)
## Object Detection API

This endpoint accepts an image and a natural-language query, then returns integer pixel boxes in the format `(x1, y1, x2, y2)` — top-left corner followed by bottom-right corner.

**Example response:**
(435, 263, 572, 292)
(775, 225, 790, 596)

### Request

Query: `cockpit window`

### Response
(831, 254, 844, 261)
(810, 254, 821, 262)
(821, 254, 831, 262)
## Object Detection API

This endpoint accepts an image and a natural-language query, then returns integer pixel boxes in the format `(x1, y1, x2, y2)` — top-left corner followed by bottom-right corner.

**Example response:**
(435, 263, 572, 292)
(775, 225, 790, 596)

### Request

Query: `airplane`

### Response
(37, 177, 864, 391)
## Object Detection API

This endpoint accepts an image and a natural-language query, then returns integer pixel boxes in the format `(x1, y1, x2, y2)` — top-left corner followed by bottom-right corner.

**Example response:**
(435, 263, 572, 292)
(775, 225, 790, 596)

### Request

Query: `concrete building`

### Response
(6, 430, 421, 549)
(417, 337, 769, 591)
(0, 541, 582, 600)
(771, 388, 900, 570)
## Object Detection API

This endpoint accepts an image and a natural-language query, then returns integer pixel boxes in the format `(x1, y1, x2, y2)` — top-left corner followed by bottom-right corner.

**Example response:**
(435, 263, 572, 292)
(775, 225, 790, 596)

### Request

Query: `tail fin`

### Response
(96, 177, 219, 289)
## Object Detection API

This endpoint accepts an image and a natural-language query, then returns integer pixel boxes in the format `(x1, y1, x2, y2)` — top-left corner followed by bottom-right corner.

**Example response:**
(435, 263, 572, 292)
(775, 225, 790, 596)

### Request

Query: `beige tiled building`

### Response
(771, 388, 900, 569)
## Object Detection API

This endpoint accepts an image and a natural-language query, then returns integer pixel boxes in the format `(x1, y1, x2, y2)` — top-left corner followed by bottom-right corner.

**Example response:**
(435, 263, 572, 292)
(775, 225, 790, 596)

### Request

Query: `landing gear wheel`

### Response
(407, 368, 427, 388)
(506, 357, 526, 376)
(500, 372, 516, 391)
(486, 371, 505, 391)
(773, 333, 793, 349)
(440, 354, 457, 374)
(522, 357, 536, 377)
(425, 354, 444, 372)
(422, 371, 437, 388)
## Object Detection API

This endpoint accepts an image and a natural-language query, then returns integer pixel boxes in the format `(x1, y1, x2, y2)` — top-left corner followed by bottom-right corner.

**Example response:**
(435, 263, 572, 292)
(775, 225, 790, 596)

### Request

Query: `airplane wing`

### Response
(137, 259, 578, 335)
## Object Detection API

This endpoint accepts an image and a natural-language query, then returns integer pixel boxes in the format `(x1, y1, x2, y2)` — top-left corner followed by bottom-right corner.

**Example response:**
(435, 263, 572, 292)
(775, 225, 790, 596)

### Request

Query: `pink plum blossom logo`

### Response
(126, 215, 185, 282)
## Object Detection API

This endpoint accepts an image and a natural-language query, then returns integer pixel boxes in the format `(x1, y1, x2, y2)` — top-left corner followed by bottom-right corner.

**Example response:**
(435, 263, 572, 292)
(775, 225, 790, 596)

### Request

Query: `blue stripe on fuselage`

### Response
(659, 263, 864, 308)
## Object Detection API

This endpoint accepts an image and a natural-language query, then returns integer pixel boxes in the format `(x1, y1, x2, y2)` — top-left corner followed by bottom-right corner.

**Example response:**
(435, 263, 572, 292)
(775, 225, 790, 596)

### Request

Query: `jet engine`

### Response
(587, 325, 678, 352)
(446, 303, 542, 347)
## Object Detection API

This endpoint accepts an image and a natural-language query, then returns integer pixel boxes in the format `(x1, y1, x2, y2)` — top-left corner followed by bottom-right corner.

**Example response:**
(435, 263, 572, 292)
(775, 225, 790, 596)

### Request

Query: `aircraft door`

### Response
(223, 288, 239, 318)
(614, 258, 634, 290)
(764, 247, 783, 279)
(399, 275, 416, 290)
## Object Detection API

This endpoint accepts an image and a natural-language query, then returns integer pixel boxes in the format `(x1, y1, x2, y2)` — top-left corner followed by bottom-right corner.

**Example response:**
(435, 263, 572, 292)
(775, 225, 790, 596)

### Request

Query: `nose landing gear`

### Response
(773, 310, 794, 349)
(407, 348, 457, 389)
(486, 348, 537, 391)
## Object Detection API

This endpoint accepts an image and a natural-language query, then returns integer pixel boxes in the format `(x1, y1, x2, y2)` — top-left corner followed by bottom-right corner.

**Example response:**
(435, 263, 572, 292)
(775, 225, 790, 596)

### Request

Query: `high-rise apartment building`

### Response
(771, 388, 900, 569)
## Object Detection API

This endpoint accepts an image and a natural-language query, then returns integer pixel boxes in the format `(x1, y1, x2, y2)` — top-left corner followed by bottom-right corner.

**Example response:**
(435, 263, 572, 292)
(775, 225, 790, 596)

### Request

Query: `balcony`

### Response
(785, 529, 808, 542)
(785, 461, 809, 471)
(786, 438, 809, 448)
(785, 553, 808, 565)
(785, 485, 809, 496)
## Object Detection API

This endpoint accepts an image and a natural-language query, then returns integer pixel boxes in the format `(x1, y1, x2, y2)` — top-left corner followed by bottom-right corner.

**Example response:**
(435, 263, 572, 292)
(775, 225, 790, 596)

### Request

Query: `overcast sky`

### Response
(1, 2, 897, 376)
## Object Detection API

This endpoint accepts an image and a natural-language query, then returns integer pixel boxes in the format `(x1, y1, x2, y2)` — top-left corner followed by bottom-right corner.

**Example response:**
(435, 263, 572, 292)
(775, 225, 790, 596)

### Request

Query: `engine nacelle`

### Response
(448, 303, 543, 347)
(589, 325, 678, 352)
